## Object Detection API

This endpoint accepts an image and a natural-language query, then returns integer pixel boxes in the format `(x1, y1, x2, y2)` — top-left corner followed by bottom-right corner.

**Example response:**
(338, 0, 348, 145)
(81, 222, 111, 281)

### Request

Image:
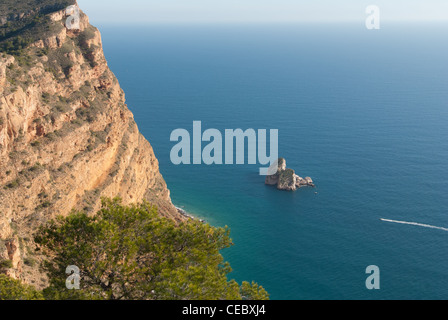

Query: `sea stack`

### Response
(265, 158, 315, 191)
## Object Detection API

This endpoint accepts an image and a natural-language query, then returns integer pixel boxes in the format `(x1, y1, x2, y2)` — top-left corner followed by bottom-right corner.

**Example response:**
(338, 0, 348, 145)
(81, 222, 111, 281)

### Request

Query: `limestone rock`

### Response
(0, 5, 183, 286)
(265, 158, 315, 191)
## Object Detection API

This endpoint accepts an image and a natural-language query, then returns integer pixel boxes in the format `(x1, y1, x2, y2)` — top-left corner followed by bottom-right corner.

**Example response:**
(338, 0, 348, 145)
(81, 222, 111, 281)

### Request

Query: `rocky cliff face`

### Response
(0, 2, 181, 287)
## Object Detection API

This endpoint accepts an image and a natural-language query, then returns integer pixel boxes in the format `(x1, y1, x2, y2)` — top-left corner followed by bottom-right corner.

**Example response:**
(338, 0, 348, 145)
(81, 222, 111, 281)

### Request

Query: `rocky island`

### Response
(265, 158, 315, 191)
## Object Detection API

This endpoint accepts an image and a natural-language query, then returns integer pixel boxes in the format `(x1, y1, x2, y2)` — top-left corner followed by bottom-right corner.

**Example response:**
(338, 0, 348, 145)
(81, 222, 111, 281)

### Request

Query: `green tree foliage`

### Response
(0, 275, 44, 300)
(35, 198, 269, 300)
(0, 0, 75, 16)
(240, 281, 270, 300)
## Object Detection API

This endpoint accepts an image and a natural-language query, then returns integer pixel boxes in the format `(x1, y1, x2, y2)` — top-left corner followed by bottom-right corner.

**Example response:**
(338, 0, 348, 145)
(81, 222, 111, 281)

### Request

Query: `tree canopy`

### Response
(33, 198, 269, 300)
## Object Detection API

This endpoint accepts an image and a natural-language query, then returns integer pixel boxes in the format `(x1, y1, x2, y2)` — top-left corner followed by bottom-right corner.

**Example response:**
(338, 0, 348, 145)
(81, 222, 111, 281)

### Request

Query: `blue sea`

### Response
(99, 22, 448, 299)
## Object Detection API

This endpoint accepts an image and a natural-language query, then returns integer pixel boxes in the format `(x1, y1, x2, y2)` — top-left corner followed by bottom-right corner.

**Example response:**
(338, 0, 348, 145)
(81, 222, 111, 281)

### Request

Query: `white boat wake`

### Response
(381, 218, 448, 232)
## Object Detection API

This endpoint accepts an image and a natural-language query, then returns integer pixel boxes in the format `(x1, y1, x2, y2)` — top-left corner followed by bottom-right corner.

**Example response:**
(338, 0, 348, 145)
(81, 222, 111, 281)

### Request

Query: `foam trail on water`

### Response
(381, 219, 448, 232)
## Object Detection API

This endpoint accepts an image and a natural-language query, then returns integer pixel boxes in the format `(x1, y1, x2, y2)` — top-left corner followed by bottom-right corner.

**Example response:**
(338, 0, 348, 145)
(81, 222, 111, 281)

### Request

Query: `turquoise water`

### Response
(100, 23, 448, 299)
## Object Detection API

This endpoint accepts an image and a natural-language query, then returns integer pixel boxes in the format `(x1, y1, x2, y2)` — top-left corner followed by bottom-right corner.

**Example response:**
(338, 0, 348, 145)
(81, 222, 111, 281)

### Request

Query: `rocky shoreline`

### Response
(175, 206, 206, 223)
(265, 158, 315, 191)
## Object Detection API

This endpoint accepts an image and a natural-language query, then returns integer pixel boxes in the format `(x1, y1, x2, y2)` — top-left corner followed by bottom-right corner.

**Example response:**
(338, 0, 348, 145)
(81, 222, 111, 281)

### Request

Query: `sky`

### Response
(77, 0, 448, 24)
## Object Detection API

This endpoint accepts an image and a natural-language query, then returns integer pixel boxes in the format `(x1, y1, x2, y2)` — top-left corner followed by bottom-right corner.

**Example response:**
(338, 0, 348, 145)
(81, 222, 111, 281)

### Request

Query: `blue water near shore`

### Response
(99, 22, 448, 299)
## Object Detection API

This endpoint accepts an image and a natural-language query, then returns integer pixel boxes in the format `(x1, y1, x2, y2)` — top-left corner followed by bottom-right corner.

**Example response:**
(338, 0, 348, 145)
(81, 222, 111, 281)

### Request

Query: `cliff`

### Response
(0, 1, 182, 287)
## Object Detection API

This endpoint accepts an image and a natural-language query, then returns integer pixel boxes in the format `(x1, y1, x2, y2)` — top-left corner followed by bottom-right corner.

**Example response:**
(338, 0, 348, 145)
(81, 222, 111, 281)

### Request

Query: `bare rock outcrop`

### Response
(265, 158, 315, 191)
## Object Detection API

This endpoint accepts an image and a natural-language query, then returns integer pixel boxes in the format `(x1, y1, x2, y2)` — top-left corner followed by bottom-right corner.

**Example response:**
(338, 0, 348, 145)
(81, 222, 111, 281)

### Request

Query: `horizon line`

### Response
(89, 19, 448, 26)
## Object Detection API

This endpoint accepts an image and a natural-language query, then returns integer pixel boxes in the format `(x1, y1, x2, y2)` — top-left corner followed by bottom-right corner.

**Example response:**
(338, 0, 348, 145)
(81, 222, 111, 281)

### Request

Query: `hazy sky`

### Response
(77, 0, 448, 24)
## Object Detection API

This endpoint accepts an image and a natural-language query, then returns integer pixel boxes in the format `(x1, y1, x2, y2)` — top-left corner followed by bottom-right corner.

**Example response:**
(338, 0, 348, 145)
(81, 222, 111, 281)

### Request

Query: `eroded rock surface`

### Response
(0, 3, 182, 287)
(265, 158, 315, 191)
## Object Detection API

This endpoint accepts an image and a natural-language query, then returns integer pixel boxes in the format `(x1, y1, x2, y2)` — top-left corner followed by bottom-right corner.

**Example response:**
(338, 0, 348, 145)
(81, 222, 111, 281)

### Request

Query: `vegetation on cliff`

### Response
(0, 0, 75, 15)
(0, 0, 76, 55)
(0, 274, 44, 300)
(0, 198, 269, 300)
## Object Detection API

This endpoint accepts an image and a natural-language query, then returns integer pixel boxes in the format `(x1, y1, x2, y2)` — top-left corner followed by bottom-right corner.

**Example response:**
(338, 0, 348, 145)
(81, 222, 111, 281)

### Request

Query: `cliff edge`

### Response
(0, 1, 181, 287)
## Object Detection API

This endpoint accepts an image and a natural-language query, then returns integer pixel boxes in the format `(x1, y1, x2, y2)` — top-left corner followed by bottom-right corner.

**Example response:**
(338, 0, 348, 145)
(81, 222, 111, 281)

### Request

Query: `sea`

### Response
(98, 22, 448, 299)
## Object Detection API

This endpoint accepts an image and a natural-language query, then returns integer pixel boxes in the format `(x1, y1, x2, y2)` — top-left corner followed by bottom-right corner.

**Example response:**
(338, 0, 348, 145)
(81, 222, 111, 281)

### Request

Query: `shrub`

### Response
(0, 274, 43, 300)
(24, 258, 36, 267)
(41, 92, 51, 103)
(0, 259, 13, 269)
(36, 201, 51, 211)
(5, 179, 19, 189)
(29, 163, 43, 172)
